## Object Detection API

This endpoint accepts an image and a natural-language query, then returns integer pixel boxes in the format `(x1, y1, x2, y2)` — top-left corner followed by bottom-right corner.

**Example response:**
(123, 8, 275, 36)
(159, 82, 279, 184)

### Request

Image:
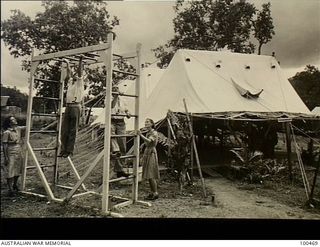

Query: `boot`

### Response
(7, 178, 14, 197)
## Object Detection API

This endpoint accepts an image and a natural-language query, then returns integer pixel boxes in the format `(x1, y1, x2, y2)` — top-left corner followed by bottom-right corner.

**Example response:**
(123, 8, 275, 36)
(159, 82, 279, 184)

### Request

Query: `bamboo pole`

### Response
(183, 99, 207, 198)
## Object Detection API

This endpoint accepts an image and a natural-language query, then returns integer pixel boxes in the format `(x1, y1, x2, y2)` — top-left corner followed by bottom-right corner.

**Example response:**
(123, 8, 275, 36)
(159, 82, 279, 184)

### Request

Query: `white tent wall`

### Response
(145, 49, 311, 124)
(92, 67, 165, 129)
(92, 49, 312, 129)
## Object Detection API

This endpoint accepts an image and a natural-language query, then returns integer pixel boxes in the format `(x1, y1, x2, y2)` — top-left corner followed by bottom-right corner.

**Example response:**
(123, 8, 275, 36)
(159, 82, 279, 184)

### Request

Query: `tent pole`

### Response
(284, 122, 293, 182)
(309, 155, 320, 202)
(190, 116, 194, 182)
(183, 99, 206, 198)
(167, 117, 172, 170)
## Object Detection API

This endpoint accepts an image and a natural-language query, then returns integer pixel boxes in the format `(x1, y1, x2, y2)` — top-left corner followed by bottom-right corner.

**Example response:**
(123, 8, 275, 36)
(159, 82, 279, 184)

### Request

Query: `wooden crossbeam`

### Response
(32, 43, 110, 62)
(113, 69, 138, 77)
(65, 150, 104, 201)
(113, 51, 137, 60)
(112, 92, 138, 98)
(27, 142, 55, 201)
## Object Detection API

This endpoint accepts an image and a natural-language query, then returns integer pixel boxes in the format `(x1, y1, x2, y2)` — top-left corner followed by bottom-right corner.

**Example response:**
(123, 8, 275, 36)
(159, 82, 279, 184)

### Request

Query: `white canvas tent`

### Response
(312, 107, 320, 117)
(93, 49, 312, 129)
(144, 49, 311, 123)
(92, 67, 165, 129)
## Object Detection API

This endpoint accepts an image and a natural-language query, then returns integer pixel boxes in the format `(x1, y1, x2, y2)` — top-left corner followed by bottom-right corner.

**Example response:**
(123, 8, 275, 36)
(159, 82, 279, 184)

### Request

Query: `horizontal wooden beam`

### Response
(113, 51, 137, 60)
(32, 43, 110, 62)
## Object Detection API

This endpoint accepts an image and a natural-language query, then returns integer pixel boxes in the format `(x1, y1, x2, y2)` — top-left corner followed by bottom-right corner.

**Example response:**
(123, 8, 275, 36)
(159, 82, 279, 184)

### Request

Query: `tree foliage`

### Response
(290, 65, 320, 110)
(253, 3, 275, 55)
(1, 1, 133, 110)
(153, 0, 275, 68)
(1, 85, 28, 112)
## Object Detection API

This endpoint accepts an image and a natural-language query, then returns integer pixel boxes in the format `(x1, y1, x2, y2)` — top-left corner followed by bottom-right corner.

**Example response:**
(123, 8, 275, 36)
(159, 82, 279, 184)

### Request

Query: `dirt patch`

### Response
(1, 169, 320, 219)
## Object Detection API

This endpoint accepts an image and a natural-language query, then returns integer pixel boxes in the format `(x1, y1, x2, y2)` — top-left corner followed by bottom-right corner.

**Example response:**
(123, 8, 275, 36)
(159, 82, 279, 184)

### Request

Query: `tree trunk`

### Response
(258, 43, 263, 55)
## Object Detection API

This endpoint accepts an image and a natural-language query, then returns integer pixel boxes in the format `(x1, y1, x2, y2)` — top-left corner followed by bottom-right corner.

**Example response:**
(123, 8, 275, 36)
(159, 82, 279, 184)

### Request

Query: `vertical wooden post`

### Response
(190, 116, 194, 182)
(309, 155, 319, 201)
(284, 122, 293, 182)
(183, 99, 206, 198)
(167, 118, 172, 169)
(53, 62, 67, 184)
(132, 43, 142, 202)
(101, 33, 114, 214)
(22, 49, 38, 191)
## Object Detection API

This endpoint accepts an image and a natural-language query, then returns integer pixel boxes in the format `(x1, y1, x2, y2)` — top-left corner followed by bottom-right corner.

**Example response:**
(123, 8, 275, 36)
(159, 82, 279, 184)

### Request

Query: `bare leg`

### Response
(149, 179, 158, 195)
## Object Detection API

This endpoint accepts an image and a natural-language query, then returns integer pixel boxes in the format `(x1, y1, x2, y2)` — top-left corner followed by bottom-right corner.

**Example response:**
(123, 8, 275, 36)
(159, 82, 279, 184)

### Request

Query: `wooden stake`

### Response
(183, 99, 207, 198)
(284, 122, 293, 182)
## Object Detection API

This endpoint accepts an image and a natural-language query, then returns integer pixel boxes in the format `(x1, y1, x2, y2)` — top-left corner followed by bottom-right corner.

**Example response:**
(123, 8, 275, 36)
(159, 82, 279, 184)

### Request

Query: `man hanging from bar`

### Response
(59, 56, 86, 158)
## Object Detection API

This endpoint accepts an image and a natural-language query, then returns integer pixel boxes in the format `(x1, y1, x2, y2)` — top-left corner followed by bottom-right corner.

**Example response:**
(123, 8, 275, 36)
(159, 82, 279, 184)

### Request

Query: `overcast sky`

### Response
(1, 0, 320, 93)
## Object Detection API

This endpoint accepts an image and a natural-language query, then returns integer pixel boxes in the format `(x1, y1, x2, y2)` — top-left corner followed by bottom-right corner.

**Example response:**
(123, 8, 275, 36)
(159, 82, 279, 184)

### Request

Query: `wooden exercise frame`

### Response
(22, 33, 150, 216)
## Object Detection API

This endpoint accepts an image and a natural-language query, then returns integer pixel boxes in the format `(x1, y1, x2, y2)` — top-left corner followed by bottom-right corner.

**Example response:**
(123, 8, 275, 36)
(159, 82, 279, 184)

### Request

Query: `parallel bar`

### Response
(32, 147, 57, 151)
(112, 92, 138, 98)
(75, 55, 97, 61)
(32, 43, 110, 62)
(31, 113, 59, 117)
(72, 191, 93, 198)
(56, 184, 73, 190)
(26, 164, 56, 169)
(33, 96, 60, 101)
(112, 200, 133, 210)
(34, 78, 60, 84)
(109, 175, 134, 183)
(52, 58, 78, 65)
(111, 113, 137, 117)
(85, 52, 100, 57)
(21, 191, 47, 198)
(119, 154, 136, 159)
(113, 69, 139, 77)
(111, 134, 136, 138)
(30, 130, 58, 134)
(113, 51, 137, 59)
(65, 56, 81, 62)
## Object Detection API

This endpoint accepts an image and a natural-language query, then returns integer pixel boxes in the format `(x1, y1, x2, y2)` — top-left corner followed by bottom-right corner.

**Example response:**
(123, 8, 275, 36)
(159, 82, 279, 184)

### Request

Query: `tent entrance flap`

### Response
(231, 78, 263, 99)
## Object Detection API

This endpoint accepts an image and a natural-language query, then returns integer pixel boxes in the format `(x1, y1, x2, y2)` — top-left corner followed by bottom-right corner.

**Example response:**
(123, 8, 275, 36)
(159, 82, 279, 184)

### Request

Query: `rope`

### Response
(291, 124, 320, 145)
(290, 123, 310, 199)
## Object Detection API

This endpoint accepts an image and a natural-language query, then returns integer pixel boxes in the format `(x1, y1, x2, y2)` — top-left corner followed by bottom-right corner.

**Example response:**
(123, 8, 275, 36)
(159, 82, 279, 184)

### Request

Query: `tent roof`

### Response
(92, 49, 314, 129)
(312, 107, 320, 116)
(144, 49, 311, 123)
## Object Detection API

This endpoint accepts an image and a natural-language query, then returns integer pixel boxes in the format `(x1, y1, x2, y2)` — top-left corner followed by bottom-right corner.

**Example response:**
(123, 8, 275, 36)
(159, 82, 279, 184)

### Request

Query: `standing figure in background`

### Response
(138, 118, 160, 200)
(2, 116, 25, 196)
(111, 85, 131, 177)
(59, 56, 86, 158)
